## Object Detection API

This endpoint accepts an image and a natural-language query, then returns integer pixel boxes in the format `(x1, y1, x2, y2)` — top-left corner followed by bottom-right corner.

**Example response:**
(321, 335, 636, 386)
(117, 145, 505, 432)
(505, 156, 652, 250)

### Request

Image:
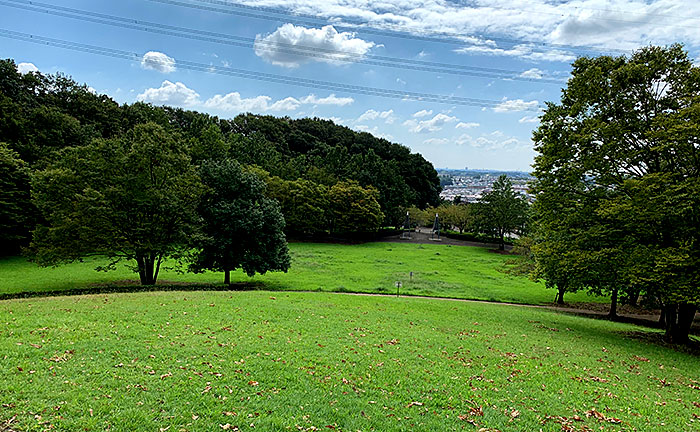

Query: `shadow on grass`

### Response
(0, 280, 266, 301)
(619, 331, 700, 356)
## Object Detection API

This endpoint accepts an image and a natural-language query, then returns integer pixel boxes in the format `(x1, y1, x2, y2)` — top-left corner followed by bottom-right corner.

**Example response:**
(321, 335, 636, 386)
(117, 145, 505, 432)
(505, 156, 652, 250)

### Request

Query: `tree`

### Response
(478, 175, 529, 250)
(31, 122, 203, 285)
(442, 204, 473, 234)
(0, 142, 31, 255)
(328, 180, 384, 234)
(190, 159, 290, 284)
(265, 176, 329, 236)
(531, 45, 700, 342)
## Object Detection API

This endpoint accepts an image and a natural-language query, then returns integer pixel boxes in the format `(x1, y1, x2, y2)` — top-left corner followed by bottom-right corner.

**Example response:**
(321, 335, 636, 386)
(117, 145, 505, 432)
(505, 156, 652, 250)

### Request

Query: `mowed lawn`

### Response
(0, 242, 602, 305)
(1, 291, 698, 431)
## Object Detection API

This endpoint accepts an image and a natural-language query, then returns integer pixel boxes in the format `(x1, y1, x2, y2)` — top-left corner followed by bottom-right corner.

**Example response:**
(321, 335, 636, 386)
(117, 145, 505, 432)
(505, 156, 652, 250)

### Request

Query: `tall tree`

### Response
(31, 122, 203, 285)
(0, 142, 31, 255)
(479, 175, 529, 250)
(531, 45, 700, 343)
(190, 159, 290, 284)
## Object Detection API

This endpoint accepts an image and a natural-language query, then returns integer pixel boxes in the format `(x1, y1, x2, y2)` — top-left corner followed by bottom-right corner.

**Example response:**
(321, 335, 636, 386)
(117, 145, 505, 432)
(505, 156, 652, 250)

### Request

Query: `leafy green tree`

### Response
(531, 45, 700, 342)
(442, 204, 473, 234)
(190, 159, 290, 284)
(328, 181, 384, 233)
(0, 142, 31, 255)
(31, 123, 203, 285)
(478, 175, 529, 250)
(265, 176, 329, 236)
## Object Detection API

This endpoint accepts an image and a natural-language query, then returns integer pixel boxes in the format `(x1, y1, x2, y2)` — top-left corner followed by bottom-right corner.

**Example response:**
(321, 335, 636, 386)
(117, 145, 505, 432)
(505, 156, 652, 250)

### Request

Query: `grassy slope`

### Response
(0, 242, 603, 305)
(1, 291, 698, 431)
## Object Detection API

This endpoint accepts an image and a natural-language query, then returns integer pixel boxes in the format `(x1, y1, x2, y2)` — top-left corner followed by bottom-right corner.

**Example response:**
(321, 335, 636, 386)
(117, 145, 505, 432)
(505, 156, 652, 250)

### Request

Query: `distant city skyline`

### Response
(2, 0, 700, 171)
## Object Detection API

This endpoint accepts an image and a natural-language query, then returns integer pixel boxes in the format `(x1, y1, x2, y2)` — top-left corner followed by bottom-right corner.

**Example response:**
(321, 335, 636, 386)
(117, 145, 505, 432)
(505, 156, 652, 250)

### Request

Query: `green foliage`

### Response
(190, 159, 290, 282)
(441, 203, 473, 233)
(531, 45, 700, 340)
(265, 176, 330, 236)
(478, 175, 529, 250)
(328, 180, 384, 233)
(0, 142, 32, 255)
(31, 122, 204, 285)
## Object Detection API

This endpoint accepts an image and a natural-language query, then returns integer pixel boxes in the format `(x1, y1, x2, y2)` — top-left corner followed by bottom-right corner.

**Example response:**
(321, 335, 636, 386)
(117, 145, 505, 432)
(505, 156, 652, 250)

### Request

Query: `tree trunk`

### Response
(663, 303, 697, 344)
(499, 230, 505, 251)
(136, 253, 157, 285)
(224, 269, 231, 285)
(608, 289, 618, 318)
(556, 287, 565, 305)
(629, 290, 640, 306)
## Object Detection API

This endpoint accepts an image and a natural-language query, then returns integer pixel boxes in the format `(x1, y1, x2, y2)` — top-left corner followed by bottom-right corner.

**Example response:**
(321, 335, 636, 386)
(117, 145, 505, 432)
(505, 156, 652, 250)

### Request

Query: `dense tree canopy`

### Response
(0, 58, 441, 254)
(190, 159, 290, 284)
(531, 44, 700, 343)
(31, 123, 204, 285)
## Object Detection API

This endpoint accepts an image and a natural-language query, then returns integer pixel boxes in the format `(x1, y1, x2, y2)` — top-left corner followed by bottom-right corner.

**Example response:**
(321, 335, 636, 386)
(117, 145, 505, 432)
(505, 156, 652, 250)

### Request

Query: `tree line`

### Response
(0, 59, 441, 283)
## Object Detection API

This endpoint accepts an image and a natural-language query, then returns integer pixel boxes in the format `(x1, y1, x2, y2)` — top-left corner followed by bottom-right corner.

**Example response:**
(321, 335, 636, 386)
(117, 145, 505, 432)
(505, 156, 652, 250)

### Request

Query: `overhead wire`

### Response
(0, 0, 567, 84)
(144, 0, 630, 56)
(0, 29, 544, 111)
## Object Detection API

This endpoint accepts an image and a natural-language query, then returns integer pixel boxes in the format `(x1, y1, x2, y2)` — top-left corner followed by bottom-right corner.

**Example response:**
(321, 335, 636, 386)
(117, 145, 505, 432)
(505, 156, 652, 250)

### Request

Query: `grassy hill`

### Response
(0, 242, 603, 305)
(1, 290, 697, 431)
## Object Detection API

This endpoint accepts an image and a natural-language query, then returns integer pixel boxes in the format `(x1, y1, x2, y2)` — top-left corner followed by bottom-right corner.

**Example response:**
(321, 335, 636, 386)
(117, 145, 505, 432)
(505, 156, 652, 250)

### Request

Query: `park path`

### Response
(377, 227, 512, 250)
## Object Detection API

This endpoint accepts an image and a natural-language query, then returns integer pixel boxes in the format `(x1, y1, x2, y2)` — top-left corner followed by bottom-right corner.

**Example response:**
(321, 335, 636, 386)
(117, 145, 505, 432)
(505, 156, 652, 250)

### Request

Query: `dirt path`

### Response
(377, 227, 512, 250)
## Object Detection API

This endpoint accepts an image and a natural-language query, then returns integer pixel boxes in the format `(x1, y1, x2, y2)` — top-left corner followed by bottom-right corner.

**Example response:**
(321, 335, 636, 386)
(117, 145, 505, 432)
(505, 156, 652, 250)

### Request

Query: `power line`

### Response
(0, 29, 544, 110)
(0, 0, 566, 84)
(145, 0, 630, 57)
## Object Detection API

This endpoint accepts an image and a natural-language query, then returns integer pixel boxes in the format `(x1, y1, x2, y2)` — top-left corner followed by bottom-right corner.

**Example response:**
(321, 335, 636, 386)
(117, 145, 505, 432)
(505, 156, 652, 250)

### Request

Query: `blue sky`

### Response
(2, 0, 699, 171)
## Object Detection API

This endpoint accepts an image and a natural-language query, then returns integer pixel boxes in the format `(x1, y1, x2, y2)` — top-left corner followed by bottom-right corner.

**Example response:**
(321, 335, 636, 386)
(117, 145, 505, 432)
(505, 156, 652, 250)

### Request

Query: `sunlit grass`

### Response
(0, 291, 696, 431)
(0, 242, 603, 305)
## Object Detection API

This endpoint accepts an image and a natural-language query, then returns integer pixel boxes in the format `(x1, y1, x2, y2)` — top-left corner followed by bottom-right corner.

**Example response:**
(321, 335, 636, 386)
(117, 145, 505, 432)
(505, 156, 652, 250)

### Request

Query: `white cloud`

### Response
(403, 113, 458, 133)
(357, 109, 395, 123)
(455, 131, 529, 150)
(137, 81, 200, 106)
(519, 68, 543, 79)
(141, 51, 176, 73)
(238, 1, 700, 62)
(455, 122, 479, 129)
(17, 62, 38, 74)
(254, 24, 374, 67)
(519, 115, 540, 124)
(137, 81, 352, 112)
(455, 44, 576, 62)
(423, 138, 449, 146)
(412, 109, 433, 118)
(493, 98, 540, 113)
(354, 124, 393, 140)
(299, 94, 354, 106)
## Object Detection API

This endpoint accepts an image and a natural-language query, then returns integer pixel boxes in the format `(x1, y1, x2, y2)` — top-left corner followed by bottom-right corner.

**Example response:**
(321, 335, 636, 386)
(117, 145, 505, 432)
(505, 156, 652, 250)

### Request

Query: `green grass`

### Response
(0, 242, 603, 305)
(1, 291, 698, 431)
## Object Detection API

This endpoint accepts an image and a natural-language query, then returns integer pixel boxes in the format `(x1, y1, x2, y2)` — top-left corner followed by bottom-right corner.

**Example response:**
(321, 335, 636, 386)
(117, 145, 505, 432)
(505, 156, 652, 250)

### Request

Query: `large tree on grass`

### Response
(531, 45, 700, 343)
(189, 159, 290, 284)
(31, 122, 203, 285)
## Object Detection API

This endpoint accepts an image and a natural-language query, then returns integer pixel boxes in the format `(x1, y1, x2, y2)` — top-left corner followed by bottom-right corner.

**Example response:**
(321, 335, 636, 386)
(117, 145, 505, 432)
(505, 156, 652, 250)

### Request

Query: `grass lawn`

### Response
(1, 291, 698, 431)
(0, 242, 603, 305)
